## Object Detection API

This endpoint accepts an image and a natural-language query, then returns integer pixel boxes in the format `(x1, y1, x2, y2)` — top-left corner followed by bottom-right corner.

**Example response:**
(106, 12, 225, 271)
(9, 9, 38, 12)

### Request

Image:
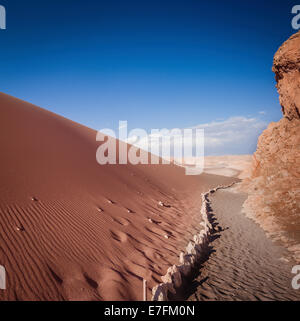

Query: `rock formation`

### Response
(243, 31, 300, 261)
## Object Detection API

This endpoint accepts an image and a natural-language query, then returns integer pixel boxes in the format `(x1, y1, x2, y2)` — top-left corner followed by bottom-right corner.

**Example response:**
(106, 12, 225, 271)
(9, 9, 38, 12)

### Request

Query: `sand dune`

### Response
(175, 155, 252, 179)
(0, 92, 235, 301)
(203, 155, 252, 179)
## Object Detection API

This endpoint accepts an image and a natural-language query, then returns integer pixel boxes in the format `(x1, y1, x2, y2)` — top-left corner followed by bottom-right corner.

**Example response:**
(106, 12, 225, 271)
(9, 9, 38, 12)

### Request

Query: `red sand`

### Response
(0, 92, 233, 300)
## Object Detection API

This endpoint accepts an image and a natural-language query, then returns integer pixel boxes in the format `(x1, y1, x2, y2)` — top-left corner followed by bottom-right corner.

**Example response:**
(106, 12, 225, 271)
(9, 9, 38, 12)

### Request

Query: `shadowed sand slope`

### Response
(187, 187, 299, 301)
(0, 92, 234, 301)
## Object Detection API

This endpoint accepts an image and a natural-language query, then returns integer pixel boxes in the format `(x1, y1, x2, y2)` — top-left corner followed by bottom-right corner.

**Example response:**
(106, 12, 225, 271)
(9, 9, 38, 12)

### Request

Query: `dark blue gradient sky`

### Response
(0, 0, 298, 139)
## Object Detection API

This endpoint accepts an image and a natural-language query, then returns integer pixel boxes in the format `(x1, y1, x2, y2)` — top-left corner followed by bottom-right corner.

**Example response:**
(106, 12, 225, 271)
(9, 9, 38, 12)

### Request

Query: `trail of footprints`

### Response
(8, 192, 181, 300)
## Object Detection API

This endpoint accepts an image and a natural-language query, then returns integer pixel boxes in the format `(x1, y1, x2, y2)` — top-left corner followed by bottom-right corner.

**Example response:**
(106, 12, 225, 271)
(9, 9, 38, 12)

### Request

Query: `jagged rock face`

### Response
(272, 31, 300, 120)
(243, 31, 300, 261)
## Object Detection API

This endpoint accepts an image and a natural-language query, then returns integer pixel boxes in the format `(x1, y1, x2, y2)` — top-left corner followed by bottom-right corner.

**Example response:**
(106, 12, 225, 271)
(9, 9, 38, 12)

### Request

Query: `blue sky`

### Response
(0, 0, 298, 154)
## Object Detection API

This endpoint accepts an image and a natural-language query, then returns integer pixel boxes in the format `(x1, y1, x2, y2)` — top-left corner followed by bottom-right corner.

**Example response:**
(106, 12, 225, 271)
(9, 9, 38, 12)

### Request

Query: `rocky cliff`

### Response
(243, 31, 300, 262)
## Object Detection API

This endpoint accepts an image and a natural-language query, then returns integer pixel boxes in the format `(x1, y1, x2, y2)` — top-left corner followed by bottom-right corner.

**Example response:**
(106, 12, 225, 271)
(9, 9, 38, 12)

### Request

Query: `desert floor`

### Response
(182, 185, 300, 301)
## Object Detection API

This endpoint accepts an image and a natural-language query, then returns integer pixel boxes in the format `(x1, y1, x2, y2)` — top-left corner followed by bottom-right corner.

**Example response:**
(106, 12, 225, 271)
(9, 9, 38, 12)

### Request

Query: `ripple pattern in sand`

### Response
(187, 189, 300, 301)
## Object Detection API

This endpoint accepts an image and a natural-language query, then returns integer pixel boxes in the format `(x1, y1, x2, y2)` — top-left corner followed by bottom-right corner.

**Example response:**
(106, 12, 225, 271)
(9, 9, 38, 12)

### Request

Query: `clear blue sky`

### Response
(0, 0, 298, 153)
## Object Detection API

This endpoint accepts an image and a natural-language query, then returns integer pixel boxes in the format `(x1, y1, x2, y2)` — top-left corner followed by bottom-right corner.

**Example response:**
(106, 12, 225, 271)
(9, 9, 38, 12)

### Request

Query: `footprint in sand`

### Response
(112, 217, 130, 226)
(16, 225, 25, 232)
(143, 248, 164, 261)
(145, 226, 165, 238)
(110, 230, 128, 243)
(147, 217, 161, 225)
(83, 273, 99, 289)
(158, 201, 171, 208)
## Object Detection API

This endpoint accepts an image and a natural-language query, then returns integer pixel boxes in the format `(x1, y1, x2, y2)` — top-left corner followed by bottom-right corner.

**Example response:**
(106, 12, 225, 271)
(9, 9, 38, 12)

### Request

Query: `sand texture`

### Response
(0, 92, 236, 301)
(186, 187, 300, 301)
